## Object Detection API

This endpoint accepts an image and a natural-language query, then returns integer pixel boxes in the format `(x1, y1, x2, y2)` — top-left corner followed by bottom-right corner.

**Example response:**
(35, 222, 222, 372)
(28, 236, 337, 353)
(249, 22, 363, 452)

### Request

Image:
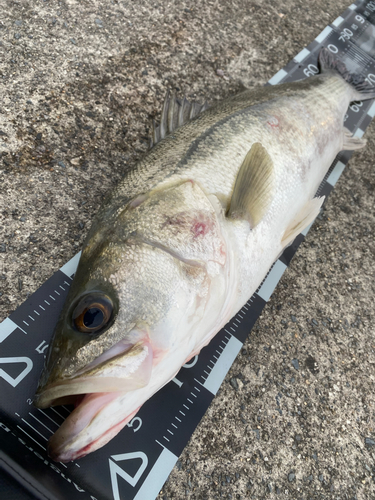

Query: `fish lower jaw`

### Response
(47, 390, 140, 462)
(49, 406, 140, 463)
(47, 408, 139, 463)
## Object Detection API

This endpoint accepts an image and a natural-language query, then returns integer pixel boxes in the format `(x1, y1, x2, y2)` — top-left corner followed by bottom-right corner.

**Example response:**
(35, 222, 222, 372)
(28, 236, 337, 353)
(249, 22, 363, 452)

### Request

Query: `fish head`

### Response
(34, 236, 188, 407)
(34, 180, 228, 461)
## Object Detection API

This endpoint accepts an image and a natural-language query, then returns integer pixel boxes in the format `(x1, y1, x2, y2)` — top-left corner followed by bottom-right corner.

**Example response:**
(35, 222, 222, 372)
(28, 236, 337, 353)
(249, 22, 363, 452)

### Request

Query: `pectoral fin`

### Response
(227, 142, 274, 228)
(281, 196, 325, 248)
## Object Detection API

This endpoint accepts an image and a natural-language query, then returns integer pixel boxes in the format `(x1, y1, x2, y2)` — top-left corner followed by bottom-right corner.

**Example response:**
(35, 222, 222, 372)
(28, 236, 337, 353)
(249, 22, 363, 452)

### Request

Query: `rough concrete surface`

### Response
(0, 1, 374, 499)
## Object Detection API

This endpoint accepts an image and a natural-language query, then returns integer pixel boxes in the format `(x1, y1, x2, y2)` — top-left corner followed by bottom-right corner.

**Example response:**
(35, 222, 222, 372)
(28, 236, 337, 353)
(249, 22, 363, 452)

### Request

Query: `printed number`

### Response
(109, 452, 148, 497)
(350, 101, 363, 113)
(126, 417, 142, 433)
(26, 398, 33, 405)
(327, 44, 338, 54)
(35, 340, 49, 354)
(303, 64, 319, 77)
(172, 355, 199, 388)
(339, 28, 353, 41)
(355, 15, 365, 23)
(183, 356, 199, 369)
(344, 113, 349, 123)
(365, 73, 375, 85)
(367, 1, 375, 12)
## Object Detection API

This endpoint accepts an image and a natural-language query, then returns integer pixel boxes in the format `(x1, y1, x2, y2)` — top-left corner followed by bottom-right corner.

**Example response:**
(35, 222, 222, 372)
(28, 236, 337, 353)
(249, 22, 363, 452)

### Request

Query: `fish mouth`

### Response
(35, 378, 144, 462)
(46, 390, 139, 462)
(34, 338, 154, 462)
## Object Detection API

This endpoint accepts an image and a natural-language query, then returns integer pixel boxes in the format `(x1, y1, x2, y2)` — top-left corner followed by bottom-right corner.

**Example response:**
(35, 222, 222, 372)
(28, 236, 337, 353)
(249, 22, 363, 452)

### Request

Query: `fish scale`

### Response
(1, 2, 375, 499)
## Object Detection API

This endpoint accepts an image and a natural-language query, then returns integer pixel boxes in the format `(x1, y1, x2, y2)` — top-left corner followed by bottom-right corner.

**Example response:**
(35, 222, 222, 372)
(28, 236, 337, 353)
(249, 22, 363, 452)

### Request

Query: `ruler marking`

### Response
(39, 305, 46, 311)
(193, 386, 201, 392)
(61, 406, 72, 414)
(203, 336, 243, 395)
(23, 321, 29, 327)
(28, 315, 35, 322)
(171, 423, 178, 429)
(50, 407, 66, 419)
(155, 439, 166, 449)
(167, 429, 174, 435)
(190, 392, 198, 398)
(29, 413, 54, 434)
(64, 281, 71, 286)
(163, 436, 170, 442)
(175, 417, 182, 423)
(203, 370, 210, 376)
(49, 295, 56, 301)
(59, 462, 68, 468)
(187, 398, 193, 404)
(183, 404, 190, 410)
(242, 304, 249, 311)
(44, 300, 50, 306)
(21, 418, 48, 441)
(33, 310, 40, 316)
(315, 25, 333, 43)
(179, 410, 186, 417)
(17, 426, 46, 451)
(37, 408, 60, 427)
(194, 378, 204, 387)
(54, 290, 60, 296)
(59, 285, 66, 291)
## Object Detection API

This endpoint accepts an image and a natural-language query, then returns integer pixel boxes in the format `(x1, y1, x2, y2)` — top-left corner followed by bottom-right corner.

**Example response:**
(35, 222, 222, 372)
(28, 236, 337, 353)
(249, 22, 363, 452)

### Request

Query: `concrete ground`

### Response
(0, 0, 374, 499)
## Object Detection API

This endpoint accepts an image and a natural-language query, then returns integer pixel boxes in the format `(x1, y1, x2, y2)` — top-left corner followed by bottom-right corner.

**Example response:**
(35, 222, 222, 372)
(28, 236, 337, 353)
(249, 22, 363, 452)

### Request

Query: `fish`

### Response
(34, 49, 375, 463)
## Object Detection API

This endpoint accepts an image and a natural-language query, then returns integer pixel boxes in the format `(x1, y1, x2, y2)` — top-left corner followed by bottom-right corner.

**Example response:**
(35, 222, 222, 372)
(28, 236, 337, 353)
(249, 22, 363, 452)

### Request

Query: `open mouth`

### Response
(46, 390, 139, 462)
(34, 339, 154, 462)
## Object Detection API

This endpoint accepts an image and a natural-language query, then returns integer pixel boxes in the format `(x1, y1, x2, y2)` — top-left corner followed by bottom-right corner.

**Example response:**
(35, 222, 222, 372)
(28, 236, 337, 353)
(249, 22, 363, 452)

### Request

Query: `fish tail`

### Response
(318, 47, 375, 101)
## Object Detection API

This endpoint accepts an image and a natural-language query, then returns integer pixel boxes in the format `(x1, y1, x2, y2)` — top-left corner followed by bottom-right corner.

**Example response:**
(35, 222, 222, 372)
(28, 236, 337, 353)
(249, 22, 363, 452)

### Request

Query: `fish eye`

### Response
(72, 294, 113, 335)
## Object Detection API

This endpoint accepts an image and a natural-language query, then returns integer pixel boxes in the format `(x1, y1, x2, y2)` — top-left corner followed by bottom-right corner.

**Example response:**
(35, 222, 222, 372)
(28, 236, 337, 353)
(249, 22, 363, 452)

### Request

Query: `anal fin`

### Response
(227, 142, 274, 228)
(281, 197, 325, 248)
(343, 127, 366, 151)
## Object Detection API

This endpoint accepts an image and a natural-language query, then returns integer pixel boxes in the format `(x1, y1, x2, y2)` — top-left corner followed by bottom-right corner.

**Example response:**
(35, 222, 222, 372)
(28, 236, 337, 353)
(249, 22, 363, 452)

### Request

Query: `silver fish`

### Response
(34, 49, 374, 462)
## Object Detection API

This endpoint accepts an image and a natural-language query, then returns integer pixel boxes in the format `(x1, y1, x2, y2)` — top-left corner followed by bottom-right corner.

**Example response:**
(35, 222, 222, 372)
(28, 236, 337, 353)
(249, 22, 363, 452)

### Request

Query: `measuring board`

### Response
(1, 1, 375, 499)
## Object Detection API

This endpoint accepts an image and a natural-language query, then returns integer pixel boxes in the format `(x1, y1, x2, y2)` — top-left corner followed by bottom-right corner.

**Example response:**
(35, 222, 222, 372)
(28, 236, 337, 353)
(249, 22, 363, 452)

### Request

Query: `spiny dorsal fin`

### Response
(150, 91, 209, 148)
(281, 196, 325, 248)
(227, 142, 274, 228)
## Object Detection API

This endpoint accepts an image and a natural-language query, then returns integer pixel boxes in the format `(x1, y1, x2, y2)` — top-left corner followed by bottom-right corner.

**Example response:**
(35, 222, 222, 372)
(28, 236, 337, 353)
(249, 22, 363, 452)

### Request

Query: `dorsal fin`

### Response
(227, 142, 274, 228)
(150, 91, 209, 148)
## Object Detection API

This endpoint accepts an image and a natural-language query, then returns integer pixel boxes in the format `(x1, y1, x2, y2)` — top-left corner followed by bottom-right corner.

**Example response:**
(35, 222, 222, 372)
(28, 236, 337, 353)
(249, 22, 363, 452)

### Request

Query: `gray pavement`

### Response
(0, 1, 374, 498)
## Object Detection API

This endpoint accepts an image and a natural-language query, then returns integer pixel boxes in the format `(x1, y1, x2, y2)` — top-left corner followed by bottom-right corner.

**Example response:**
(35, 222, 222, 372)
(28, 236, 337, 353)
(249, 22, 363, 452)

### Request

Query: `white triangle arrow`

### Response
(0, 357, 33, 387)
(109, 451, 148, 499)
